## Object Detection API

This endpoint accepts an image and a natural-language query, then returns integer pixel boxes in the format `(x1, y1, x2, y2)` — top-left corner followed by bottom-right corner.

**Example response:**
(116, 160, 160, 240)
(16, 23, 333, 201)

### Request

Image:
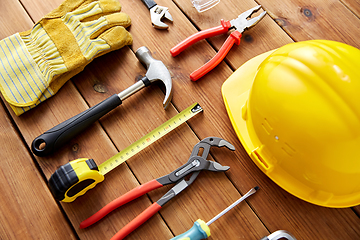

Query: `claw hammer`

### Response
(31, 46, 173, 157)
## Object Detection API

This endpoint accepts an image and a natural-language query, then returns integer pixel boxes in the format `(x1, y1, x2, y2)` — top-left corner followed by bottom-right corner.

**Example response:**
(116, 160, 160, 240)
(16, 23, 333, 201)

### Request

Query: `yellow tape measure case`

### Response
(48, 158, 104, 202)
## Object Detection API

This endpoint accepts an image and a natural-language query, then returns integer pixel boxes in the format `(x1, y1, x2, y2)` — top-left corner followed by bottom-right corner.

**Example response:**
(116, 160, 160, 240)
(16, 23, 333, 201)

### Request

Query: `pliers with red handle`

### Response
(170, 5, 266, 81)
(80, 137, 235, 240)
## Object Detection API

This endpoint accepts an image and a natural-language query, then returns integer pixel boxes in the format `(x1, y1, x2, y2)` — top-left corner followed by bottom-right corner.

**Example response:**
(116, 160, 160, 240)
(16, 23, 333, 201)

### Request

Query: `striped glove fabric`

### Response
(0, 0, 132, 116)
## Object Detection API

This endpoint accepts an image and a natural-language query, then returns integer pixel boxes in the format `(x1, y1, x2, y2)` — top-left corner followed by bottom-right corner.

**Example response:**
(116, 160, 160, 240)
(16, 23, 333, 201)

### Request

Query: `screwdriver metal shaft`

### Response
(207, 186, 259, 225)
(171, 186, 259, 240)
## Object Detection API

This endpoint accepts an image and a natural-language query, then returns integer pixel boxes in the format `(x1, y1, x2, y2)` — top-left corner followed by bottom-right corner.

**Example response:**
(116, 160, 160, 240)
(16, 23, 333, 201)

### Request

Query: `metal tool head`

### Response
(157, 171, 200, 206)
(150, 5, 173, 29)
(162, 137, 234, 184)
(190, 137, 235, 159)
(206, 160, 230, 172)
(135, 46, 173, 109)
(265, 230, 297, 240)
(157, 137, 233, 206)
(184, 137, 234, 171)
(230, 5, 266, 33)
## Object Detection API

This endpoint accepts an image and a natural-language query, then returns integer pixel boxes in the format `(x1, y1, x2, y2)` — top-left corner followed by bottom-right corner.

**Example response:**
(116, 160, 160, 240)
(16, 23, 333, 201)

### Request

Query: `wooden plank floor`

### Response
(0, 0, 360, 239)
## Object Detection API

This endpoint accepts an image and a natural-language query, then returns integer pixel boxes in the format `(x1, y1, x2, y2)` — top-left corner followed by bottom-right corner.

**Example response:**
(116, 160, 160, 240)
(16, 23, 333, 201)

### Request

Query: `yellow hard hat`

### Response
(222, 40, 360, 208)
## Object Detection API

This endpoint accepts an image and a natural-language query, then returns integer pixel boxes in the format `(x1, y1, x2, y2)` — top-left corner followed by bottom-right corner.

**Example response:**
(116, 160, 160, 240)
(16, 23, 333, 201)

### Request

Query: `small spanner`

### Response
(140, 0, 173, 29)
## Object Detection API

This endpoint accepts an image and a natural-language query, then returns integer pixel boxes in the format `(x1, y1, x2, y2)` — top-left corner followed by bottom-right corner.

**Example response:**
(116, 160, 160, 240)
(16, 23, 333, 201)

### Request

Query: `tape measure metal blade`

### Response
(98, 103, 203, 175)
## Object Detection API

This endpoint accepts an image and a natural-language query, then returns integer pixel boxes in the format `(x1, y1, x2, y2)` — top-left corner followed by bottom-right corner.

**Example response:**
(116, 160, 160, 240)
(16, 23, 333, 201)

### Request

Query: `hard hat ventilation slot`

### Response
(282, 143, 295, 156)
(253, 149, 269, 169)
(262, 118, 272, 135)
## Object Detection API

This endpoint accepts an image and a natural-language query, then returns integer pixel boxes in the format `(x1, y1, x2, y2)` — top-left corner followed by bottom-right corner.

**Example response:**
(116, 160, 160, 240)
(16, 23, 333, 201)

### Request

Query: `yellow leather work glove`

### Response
(0, 0, 132, 116)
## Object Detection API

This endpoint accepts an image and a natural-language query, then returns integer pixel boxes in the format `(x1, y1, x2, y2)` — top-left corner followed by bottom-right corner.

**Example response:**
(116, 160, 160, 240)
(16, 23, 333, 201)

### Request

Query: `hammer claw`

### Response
(135, 46, 173, 109)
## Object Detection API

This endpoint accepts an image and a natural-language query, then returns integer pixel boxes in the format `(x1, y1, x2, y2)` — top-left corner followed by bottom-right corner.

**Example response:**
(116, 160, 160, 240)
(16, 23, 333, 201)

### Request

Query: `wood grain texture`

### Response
(257, 0, 360, 48)
(0, 102, 76, 239)
(342, 0, 360, 16)
(0, 0, 73, 239)
(0, 0, 359, 239)
(0, 0, 34, 36)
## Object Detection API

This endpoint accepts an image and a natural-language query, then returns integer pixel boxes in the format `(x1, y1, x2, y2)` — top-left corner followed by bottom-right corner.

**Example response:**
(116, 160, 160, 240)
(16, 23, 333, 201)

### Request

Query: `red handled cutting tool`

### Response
(170, 5, 266, 81)
(80, 137, 235, 240)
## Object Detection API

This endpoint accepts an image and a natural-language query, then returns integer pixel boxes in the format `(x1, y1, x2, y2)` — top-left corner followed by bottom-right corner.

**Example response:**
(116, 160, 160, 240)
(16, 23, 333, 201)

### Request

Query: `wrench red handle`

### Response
(170, 20, 232, 57)
(111, 203, 162, 240)
(190, 31, 242, 81)
(80, 179, 163, 229)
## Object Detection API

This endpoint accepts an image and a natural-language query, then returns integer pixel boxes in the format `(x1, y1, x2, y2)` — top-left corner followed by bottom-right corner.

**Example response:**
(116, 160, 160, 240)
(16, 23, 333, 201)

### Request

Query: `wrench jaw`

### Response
(159, 137, 233, 185)
(198, 137, 236, 151)
(207, 161, 230, 172)
(189, 137, 235, 166)
(150, 5, 173, 29)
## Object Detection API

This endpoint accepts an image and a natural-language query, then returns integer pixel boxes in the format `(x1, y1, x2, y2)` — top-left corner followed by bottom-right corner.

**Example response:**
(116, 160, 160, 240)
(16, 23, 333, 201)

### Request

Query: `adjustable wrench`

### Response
(140, 0, 173, 29)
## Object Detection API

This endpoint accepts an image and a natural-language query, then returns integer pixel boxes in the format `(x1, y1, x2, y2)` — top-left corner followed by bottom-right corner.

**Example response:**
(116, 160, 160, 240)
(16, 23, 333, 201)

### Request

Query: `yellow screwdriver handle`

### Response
(48, 158, 105, 202)
(171, 219, 210, 240)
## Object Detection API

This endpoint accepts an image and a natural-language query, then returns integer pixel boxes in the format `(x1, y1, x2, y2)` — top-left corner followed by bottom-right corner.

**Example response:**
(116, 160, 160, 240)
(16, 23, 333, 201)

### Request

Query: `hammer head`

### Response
(135, 46, 173, 109)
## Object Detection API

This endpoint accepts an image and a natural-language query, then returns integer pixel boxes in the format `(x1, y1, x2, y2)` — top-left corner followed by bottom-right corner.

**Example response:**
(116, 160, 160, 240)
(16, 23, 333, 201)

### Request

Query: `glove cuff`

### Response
(21, 24, 69, 86)
(0, 33, 54, 108)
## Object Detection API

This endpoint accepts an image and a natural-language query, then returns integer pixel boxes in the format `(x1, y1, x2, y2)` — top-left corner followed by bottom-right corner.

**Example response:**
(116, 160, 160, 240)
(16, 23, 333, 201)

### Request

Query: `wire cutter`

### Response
(80, 137, 235, 240)
(170, 5, 266, 81)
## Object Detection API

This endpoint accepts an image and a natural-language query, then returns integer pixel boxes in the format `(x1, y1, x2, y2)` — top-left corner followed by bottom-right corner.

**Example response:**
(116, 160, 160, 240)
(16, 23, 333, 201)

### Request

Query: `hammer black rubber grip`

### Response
(31, 94, 122, 157)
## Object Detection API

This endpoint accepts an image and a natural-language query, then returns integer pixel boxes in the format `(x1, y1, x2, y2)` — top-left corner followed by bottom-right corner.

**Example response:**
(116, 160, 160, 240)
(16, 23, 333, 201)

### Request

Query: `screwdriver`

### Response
(171, 186, 259, 240)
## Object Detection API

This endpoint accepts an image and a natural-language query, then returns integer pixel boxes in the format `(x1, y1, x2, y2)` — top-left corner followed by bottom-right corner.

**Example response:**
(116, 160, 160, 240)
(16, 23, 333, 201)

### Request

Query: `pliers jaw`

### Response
(157, 171, 200, 206)
(230, 5, 267, 33)
(156, 137, 234, 206)
(193, 137, 236, 154)
(157, 137, 234, 185)
(170, 5, 266, 81)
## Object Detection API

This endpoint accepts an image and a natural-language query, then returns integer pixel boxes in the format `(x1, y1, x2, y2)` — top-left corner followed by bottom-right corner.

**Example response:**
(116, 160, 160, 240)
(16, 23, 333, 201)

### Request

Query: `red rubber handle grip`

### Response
(170, 20, 231, 57)
(80, 179, 163, 229)
(190, 31, 242, 81)
(110, 202, 162, 240)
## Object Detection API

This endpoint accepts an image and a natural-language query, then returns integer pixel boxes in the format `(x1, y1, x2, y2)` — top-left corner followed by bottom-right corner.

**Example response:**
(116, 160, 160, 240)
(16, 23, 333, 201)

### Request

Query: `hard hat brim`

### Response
(222, 50, 274, 156)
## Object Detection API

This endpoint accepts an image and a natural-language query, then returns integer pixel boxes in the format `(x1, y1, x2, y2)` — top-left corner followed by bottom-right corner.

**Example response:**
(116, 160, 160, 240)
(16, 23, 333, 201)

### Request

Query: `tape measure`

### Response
(48, 103, 203, 202)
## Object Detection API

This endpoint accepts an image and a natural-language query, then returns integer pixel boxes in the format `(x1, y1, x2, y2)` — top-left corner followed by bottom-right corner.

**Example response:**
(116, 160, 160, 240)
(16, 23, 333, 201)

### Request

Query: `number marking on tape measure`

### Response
(98, 103, 203, 175)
